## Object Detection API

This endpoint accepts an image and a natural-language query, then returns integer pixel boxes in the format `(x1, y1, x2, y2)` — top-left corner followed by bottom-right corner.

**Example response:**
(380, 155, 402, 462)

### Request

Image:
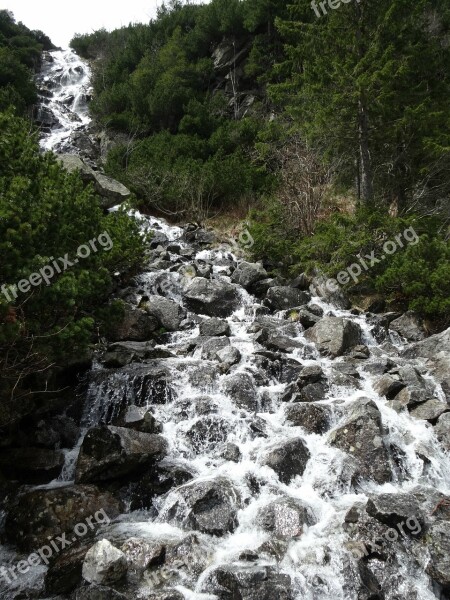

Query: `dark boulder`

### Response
(285, 403, 332, 434)
(266, 287, 311, 311)
(305, 317, 362, 357)
(262, 438, 310, 484)
(183, 277, 239, 317)
(199, 317, 231, 337)
(256, 497, 315, 539)
(201, 565, 293, 600)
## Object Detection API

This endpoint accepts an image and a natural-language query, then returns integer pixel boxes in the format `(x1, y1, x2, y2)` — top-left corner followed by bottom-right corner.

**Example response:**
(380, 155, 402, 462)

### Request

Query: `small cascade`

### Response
(36, 49, 92, 152)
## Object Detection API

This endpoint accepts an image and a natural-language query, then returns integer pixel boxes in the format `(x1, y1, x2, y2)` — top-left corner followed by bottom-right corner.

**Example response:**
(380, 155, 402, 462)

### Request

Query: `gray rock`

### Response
(305, 317, 362, 357)
(102, 341, 173, 368)
(221, 443, 242, 462)
(309, 274, 351, 309)
(222, 372, 258, 411)
(199, 317, 231, 337)
(373, 374, 405, 399)
(82, 539, 127, 585)
(75, 585, 128, 600)
(329, 398, 392, 484)
(257, 497, 315, 538)
(365, 493, 424, 535)
(389, 311, 426, 342)
(410, 399, 448, 422)
(143, 295, 186, 331)
(285, 403, 332, 434)
(165, 477, 241, 535)
(426, 521, 450, 589)
(75, 426, 168, 483)
(434, 413, 450, 451)
(5, 485, 121, 551)
(231, 262, 267, 290)
(200, 336, 230, 360)
(57, 154, 95, 182)
(186, 416, 229, 453)
(120, 537, 165, 570)
(183, 277, 239, 317)
(217, 345, 242, 367)
(108, 303, 158, 342)
(201, 565, 293, 600)
(93, 172, 131, 209)
(262, 438, 310, 484)
(266, 287, 311, 311)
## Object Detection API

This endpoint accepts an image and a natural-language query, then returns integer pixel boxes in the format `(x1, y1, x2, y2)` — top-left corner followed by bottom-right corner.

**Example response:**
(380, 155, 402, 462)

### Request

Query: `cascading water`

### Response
(36, 49, 92, 152)
(2, 47, 449, 600)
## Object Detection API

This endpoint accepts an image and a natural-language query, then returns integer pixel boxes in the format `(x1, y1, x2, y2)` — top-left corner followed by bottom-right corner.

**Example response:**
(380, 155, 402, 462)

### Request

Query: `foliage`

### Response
(0, 10, 55, 114)
(0, 111, 146, 399)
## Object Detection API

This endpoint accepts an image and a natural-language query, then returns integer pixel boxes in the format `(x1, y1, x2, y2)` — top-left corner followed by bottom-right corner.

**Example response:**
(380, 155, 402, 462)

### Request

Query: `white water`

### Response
(37, 49, 91, 152)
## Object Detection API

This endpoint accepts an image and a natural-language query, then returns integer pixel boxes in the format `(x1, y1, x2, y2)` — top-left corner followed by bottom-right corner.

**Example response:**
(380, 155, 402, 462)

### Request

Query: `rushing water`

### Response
(37, 49, 92, 152)
(3, 50, 446, 600)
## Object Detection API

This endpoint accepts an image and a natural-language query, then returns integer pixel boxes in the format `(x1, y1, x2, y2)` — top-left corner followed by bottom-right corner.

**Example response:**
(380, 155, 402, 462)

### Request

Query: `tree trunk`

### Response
(358, 97, 373, 203)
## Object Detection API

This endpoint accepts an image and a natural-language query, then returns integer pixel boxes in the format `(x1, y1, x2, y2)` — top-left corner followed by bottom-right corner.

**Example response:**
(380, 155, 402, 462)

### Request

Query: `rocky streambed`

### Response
(0, 213, 450, 600)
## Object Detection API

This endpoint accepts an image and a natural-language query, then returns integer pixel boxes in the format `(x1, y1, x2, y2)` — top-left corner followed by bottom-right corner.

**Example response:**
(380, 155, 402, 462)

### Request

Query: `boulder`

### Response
(201, 565, 293, 600)
(101, 341, 173, 368)
(0, 447, 64, 484)
(4, 485, 121, 550)
(186, 416, 230, 453)
(121, 537, 165, 570)
(426, 521, 450, 589)
(434, 413, 450, 451)
(45, 541, 92, 595)
(221, 443, 242, 462)
(389, 311, 426, 342)
(75, 426, 168, 483)
(200, 336, 230, 361)
(116, 405, 163, 434)
(285, 403, 332, 434)
(328, 398, 392, 485)
(231, 262, 267, 290)
(165, 477, 241, 535)
(410, 399, 448, 423)
(222, 372, 258, 411)
(305, 317, 362, 357)
(82, 539, 127, 585)
(143, 296, 186, 331)
(266, 287, 311, 311)
(217, 345, 242, 367)
(309, 274, 351, 309)
(262, 438, 310, 484)
(183, 277, 239, 317)
(57, 154, 95, 182)
(256, 497, 314, 538)
(365, 493, 424, 535)
(199, 317, 231, 337)
(92, 172, 131, 209)
(373, 374, 406, 399)
(108, 303, 158, 342)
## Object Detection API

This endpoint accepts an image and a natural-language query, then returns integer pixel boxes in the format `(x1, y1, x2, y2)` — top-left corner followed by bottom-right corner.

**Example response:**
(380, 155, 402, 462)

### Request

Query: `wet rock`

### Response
(401, 327, 450, 398)
(309, 274, 351, 309)
(182, 227, 216, 246)
(165, 477, 241, 535)
(0, 447, 64, 484)
(201, 565, 293, 600)
(183, 277, 239, 317)
(127, 463, 194, 510)
(365, 493, 424, 535)
(264, 333, 305, 353)
(199, 317, 231, 337)
(75, 426, 168, 483)
(45, 541, 92, 595)
(57, 154, 95, 182)
(93, 172, 131, 209)
(266, 286, 311, 311)
(117, 406, 163, 434)
(142, 296, 186, 331)
(305, 317, 362, 357)
(5, 485, 121, 550)
(186, 416, 229, 453)
(388, 385, 427, 411)
(217, 345, 242, 367)
(222, 372, 258, 411)
(285, 403, 332, 434)
(410, 399, 448, 423)
(82, 539, 127, 585)
(328, 398, 392, 484)
(75, 585, 128, 600)
(221, 443, 242, 462)
(389, 311, 426, 342)
(373, 374, 406, 399)
(262, 438, 310, 484)
(231, 261, 267, 290)
(426, 521, 450, 589)
(164, 532, 211, 578)
(257, 497, 314, 538)
(102, 341, 174, 368)
(200, 336, 230, 360)
(289, 307, 321, 329)
(108, 303, 158, 342)
(121, 537, 165, 570)
(434, 413, 450, 451)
